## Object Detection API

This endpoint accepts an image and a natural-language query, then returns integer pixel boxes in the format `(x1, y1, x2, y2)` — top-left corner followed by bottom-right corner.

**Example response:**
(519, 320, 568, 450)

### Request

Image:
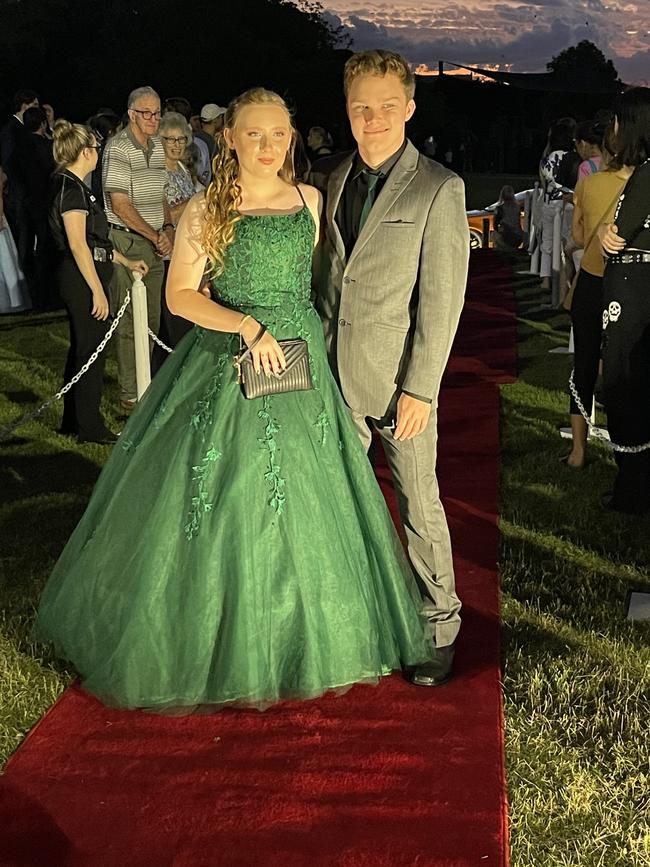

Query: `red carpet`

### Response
(1, 250, 515, 867)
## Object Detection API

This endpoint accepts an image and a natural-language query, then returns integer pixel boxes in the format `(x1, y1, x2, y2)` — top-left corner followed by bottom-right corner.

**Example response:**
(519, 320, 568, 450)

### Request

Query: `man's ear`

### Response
(405, 99, 416, 122)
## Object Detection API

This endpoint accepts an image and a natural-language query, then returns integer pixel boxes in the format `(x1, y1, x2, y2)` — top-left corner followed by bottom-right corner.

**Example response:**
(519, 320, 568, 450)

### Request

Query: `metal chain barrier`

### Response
(0, 291, 132, 442)
(569, 369, 650, 453)
(148, 328, 173, 354)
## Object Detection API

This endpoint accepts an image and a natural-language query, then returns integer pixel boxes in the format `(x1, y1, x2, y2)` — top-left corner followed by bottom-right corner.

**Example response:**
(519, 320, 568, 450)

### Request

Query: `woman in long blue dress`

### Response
(35, 89, 434, 711)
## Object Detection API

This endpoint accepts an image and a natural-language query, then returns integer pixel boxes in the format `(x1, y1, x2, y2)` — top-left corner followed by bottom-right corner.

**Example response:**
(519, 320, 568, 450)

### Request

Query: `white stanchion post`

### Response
(527, 185, 541, 275)
(530, 239, 541, 275)
(527, 184, 540, 251)
(131, 272, 151, 400)
(561, 395, 610, 442)
(551, 208, 562, 307)
(549, 326, 574, 355)
(523, 191, 531, 235)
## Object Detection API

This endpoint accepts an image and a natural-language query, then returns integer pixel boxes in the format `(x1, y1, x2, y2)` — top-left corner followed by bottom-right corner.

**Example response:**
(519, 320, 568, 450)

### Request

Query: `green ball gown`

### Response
(36, 204, 434, 711)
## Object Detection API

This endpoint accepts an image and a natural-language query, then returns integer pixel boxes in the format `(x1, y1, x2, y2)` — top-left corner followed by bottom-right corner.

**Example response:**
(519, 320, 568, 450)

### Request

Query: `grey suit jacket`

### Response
(313, 140, 469, 419)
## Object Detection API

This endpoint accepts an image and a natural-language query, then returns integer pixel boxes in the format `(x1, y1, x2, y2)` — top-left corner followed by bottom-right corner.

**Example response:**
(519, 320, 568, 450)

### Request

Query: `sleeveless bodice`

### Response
(210, 207, 314, 311)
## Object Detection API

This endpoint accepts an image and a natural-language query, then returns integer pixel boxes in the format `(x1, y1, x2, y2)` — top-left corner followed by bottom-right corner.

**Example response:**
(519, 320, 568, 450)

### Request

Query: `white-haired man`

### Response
(103, 85, 173, 412)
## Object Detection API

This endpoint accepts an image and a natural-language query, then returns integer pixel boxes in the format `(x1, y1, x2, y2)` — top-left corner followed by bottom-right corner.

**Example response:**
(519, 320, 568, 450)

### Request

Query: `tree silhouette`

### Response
(0, 0, 349, 123)
(547, 40, 619, 86)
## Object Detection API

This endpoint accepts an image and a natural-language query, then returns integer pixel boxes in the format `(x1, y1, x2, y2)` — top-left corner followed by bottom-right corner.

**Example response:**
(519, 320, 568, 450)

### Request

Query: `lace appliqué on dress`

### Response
(185, 446, 222, 540)
(258, 397, 285, 516)
(185, 351, 230, 538)
(191, 352, 230, 432)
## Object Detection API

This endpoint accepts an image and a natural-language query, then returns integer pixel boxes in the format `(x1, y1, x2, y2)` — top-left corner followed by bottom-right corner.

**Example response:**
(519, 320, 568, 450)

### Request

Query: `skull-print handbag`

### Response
(233, 325, 313, 399)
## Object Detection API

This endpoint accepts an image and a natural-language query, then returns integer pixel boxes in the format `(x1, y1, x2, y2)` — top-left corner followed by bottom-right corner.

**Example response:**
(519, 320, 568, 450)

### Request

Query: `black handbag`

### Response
(233, 326, 313, 399)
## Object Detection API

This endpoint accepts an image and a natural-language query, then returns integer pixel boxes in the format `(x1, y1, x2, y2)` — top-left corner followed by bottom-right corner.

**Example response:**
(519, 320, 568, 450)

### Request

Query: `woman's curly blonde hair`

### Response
(202, 88, 297, 275)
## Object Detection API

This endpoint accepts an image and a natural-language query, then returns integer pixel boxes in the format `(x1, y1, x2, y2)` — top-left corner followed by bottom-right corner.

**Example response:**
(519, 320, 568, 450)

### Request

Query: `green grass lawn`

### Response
(1, 267, 649, 865)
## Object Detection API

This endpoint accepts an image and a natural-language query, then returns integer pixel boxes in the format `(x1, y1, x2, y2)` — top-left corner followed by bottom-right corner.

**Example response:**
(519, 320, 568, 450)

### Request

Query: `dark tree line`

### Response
(0, 8, 626, 173)
(0, 0, 350, 129)
(547, 40, 620, 87)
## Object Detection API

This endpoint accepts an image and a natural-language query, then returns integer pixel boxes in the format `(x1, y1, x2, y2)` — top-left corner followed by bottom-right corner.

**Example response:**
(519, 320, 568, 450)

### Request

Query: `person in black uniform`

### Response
(599, 87, 650, 512)
(20, 107, 56, 309)
(50, 120, 148, 444)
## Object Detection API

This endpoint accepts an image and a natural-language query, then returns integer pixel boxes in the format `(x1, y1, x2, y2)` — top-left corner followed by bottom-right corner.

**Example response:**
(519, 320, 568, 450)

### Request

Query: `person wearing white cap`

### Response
(192, 104, 226, 186)
(200, 103, 226, 139)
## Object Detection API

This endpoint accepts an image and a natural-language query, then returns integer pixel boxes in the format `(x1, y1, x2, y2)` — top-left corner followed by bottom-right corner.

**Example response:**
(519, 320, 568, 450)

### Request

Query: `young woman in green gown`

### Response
(36, 89, 434, 711)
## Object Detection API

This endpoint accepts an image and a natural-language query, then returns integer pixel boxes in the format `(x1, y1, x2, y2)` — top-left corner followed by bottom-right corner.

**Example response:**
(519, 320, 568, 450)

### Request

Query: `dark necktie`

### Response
(358, 170, 381, 233)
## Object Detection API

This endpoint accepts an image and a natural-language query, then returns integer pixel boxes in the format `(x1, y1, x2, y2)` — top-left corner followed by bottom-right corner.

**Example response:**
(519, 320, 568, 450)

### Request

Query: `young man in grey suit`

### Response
(312, 50, 469, 685)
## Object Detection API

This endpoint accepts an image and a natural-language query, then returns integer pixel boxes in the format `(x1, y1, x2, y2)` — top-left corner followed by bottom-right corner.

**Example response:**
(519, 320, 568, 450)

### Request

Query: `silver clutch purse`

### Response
(233, 328, 313, 399)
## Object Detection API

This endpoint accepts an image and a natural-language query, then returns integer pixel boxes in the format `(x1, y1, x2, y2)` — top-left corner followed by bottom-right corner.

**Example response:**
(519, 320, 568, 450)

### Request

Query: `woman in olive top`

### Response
(50, 120, 148, 444)
(562, 139, 630, 469)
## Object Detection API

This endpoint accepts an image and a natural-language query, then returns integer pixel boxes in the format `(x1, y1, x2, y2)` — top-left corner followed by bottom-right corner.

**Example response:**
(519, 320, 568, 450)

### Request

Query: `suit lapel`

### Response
(347, 141, 419, 269)
(327, 154, 354, 263)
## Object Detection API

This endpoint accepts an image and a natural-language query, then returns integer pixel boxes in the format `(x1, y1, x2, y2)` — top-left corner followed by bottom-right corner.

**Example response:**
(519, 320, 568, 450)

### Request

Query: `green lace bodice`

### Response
(210, 207, 314, 312)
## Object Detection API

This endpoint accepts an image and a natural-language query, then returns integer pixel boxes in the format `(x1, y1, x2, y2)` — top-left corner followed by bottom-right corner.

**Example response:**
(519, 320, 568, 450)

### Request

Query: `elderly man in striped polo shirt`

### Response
(103, 85, 174, 412)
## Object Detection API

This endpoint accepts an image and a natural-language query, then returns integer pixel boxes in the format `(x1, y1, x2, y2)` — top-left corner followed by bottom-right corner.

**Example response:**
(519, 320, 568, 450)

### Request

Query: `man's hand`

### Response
(598, 223, 626, 255)
(155, 229, 173, 257)
(393, 393, 432, 441)
(126, 258, 149, 277)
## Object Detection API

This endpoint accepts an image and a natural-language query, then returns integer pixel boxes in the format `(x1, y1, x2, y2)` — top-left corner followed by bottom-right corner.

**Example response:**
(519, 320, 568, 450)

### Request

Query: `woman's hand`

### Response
(91, 289, 110, 321)
(240, 318, 286, 376)
(598, 223, 626, 255)
(127, 258, 149, 277)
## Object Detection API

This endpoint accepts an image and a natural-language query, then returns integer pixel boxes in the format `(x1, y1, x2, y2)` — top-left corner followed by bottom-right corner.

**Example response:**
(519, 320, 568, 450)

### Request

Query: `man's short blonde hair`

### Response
(343, 50, 416, 100)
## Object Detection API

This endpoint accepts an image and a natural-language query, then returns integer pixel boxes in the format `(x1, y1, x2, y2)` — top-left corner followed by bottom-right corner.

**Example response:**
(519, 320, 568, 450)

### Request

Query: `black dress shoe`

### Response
(409, 644, 454, 687)
(602, 490, 649, 514)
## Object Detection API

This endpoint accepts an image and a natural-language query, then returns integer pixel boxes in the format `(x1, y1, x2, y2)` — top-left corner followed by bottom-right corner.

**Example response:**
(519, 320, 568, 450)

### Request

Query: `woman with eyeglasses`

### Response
(152, 112, 205, 368)
(160, 112, 199, 224)
(49, 120, 149, 444)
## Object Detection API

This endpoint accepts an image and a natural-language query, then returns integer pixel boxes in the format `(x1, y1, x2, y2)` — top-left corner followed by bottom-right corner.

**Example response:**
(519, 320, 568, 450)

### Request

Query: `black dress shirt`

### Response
(336, 140, 407, 258)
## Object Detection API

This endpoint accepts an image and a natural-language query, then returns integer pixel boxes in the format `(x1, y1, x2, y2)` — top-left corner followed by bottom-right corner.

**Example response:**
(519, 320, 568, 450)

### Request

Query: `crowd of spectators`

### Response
(3, 81, 649, 515)
(0, 89, 341, 317)
(0, 84, 340, 439)
(535, 93, 650, 514)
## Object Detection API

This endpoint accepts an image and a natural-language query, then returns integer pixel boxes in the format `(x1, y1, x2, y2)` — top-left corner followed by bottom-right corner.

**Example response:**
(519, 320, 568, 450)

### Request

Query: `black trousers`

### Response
(150, 260, 194, 375)
(569, 269, 603, 416)
(602, 261, 650, 512)
(32, 208, 59, 310)
(58, 258, 113, 440)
